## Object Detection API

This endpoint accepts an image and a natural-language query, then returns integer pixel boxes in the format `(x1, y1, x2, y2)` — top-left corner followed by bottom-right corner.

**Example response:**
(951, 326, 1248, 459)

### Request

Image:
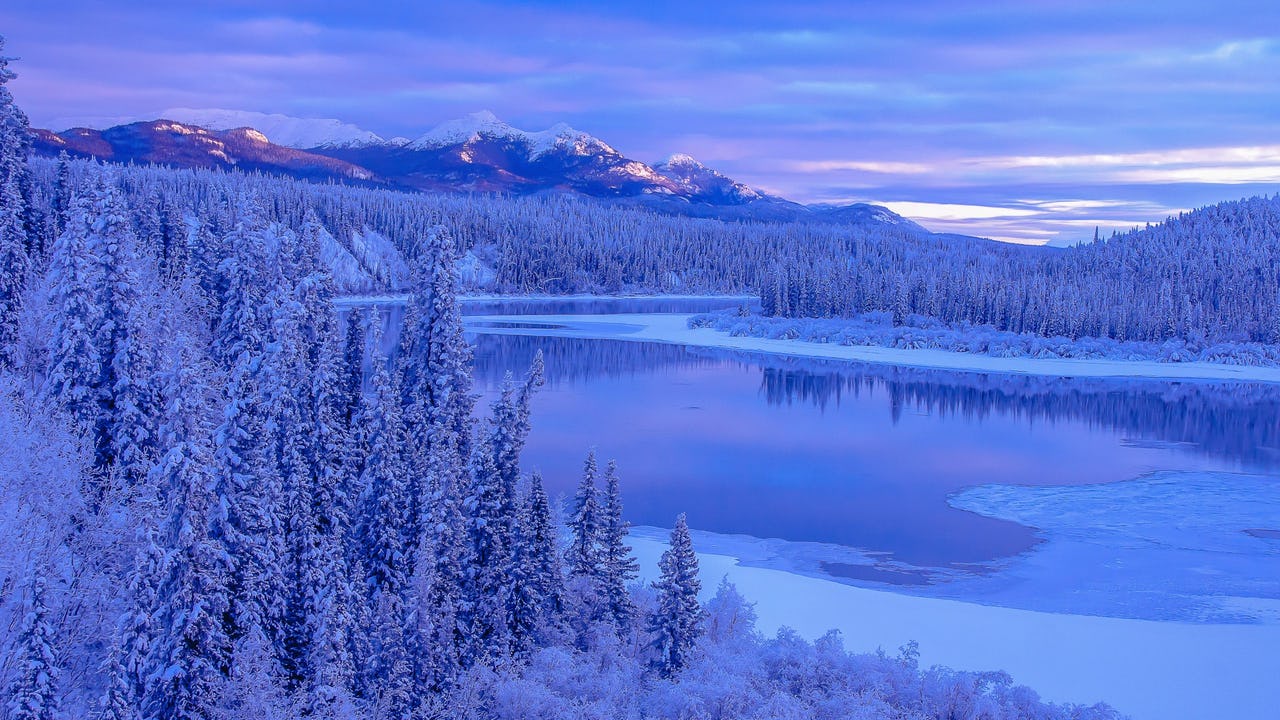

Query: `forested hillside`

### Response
(759, 197, 1280, 347)
(24, 149, 1280, 358)
(22, 155, 956, 296)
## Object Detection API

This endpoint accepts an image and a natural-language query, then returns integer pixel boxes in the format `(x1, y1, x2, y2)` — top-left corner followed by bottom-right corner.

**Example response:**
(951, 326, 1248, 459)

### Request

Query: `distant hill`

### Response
(31, 110, 955, 235)
(32, 120, 378, 183)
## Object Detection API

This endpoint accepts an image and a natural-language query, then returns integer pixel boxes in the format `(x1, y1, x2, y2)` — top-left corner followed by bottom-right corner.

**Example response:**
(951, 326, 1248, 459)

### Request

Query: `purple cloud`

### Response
(1, 0, 1276, 243)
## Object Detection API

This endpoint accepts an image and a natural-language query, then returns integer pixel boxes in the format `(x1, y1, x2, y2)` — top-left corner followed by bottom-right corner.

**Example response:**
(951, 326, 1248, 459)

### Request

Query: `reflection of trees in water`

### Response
(470, 333, 706, 389)
(461, 297, 757, 317)
(749, 355, 1280, 471)
(462, 331, 1280, 472)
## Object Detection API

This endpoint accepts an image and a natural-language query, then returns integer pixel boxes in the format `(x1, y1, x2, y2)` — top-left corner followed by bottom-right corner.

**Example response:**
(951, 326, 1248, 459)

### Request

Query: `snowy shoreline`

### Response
(334, 292, 756, 305)
(465, 312, 1280, 383)
(628, 529, 1280, 720)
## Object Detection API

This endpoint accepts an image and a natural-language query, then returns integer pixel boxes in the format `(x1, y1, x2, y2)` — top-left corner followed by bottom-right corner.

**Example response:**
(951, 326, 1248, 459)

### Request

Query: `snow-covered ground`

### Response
(465, 312, 1280, 383)
(630, 529, 1280, 720)
(335, 293, 755, 305)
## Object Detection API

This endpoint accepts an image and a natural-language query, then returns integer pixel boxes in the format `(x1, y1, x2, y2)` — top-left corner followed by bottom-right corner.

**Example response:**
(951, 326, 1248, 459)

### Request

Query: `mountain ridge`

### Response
(30, 110, 942, 233)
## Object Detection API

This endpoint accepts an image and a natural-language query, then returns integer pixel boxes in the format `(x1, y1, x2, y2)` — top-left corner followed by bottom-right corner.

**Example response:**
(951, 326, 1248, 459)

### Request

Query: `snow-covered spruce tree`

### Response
(412, 416, 470, 695)
(186, 214, 226, 321)
(336, 309, 368, 524)
(470, 353, 546, 655)
(218, 625, 295, 720)
(101, 315, 196, 717)
(50, 152, 72, 238)
(509, 471, 565, 653)
(563, 449, 606, 646)
(409, 225, 475, 465)
(290, 227, 360, 717)
(85, 170, 154, 478)
(598, 460, 640, 632)
(395, 225, 476, 576)
(156, 194, 188, 283)
(211, 201, 270, 369)
(355, 313, 409, 602)
(492, 351, 544, 507)
(208, 212, 287, 663)
(567, 448, 601, 579)
(267, 296, 316, 690)
(367, 589, 414, 720)
(353, 314, 416, 711)
(141, 351, 232, 720)
(462, 434, 513, 666)
(649, 514, 703, 678)
(488, 375, 521, 540)
(0, 37, 31, 369)
(102, 519, 166, 720)
(7, 569, 60, 720)
(494, 355, 545, 511)
(338, 309, 364, 429)
(44, 184, 102, 438)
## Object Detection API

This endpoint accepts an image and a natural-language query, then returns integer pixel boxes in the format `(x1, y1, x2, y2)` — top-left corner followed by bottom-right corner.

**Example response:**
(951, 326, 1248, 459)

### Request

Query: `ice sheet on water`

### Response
(949, 471, 1280, 622)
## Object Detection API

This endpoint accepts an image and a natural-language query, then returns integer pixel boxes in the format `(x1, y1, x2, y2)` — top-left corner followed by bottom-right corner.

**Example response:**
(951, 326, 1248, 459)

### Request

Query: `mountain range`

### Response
(31, 109, 928, 230)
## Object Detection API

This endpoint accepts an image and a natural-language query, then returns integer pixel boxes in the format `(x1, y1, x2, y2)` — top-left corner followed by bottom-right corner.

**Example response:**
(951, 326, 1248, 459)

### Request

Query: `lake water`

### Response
(364, 297, 1280, 617)
(469, 329, 1279, 561)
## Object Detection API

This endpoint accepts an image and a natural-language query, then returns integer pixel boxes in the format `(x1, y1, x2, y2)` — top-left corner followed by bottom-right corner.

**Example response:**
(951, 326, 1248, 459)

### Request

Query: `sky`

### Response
(2, 0, 1278, 244)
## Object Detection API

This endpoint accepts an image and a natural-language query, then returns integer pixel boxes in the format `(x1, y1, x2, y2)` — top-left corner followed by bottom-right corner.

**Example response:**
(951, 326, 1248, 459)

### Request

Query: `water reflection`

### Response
(460, 296, 756, 316)
(467, 331, 1277, 568)
(752, 360, 1280, 472)
(474, 332, 1280, 474)
(348, 297, 1278, 569)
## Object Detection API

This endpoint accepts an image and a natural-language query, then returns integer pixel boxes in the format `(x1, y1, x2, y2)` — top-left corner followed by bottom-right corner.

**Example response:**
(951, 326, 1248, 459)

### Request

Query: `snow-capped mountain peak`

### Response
(410, 110, 520, 149)
(662, 153, 703, 168)
(410, 111, 617, 159)
(654, 153, 764, 203)
(525, 121, 616, 158)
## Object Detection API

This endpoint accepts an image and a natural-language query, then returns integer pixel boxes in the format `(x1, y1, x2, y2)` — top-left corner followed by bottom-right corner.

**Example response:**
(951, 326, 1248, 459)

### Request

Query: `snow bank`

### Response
(629, 531, 1280, 720)
(465, 312, 1280, 383)
(691, 311, 1280, 367)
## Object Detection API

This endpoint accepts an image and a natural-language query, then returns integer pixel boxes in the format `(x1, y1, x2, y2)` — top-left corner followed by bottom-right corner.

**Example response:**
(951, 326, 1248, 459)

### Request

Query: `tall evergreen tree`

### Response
(356, 314, 409, 602)
(103, 522, 166, 720)
(209, 220, 285, 657)
(0, 37, 30, 368)
(338, 309, 364, 429)
(509, 471, 564, 653)
(567, 449, 601, 578)
(7, 570, 60, 720)
(86, 171, 153, 476)
(412, 417, 469, 694)
(45, 186, 102, 437)
(461, 435, 512, 665)
(142, 352, 233, 720)
(598, 460, 639, 631)
(649, 514, 703, 678)
(396, 226, 476, 571)
(51, 151, 72, 238)
(289, 229, 359, 716)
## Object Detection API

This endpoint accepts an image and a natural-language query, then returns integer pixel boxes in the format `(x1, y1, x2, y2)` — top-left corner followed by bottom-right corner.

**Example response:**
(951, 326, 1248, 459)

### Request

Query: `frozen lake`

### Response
(453, 297, 1280, 622)
(373, 297, 1280, 623)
